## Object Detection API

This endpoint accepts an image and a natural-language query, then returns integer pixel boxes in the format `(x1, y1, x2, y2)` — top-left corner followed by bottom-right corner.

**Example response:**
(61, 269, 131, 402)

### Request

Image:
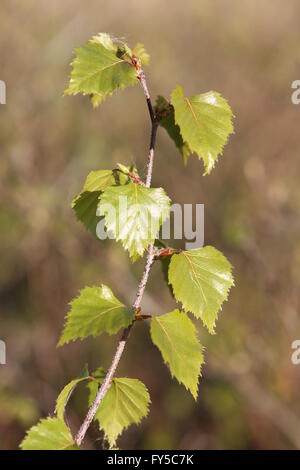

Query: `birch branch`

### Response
(74, 65, 157, 447)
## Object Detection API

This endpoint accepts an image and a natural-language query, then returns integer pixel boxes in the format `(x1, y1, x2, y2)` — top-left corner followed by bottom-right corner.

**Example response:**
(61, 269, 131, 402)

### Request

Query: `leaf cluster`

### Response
(21, 32, 234, 450)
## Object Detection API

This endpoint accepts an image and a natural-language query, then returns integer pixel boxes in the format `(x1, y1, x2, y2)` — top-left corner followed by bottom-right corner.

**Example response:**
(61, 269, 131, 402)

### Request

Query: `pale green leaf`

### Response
(156, 96, 191, 164)
(65, 33, 149, 106)
(132, 43, 150, 66)
(58, 285, 134, 345)
(98, 182, 171, 260)
(78, 169, 114, 193)
(171, 85, 234, 173)
(88, 377, 150, 448)
(150, 309, 203, 399)
(20, 417, 77, 450)
(116, 163, 138, 177)
(55, 365, 90, 420)
(168, 247, 234, 333)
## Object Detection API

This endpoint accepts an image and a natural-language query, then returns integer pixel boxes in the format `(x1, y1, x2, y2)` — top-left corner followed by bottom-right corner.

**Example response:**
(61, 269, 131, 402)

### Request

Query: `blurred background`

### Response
(1, 0, 300, 450)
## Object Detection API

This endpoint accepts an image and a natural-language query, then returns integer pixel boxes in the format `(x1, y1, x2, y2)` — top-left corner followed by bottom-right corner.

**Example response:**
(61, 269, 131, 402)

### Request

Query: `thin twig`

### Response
(135, 60, 159, 188)
(146, 121, 158, 188)
(74, 66, 157, 447)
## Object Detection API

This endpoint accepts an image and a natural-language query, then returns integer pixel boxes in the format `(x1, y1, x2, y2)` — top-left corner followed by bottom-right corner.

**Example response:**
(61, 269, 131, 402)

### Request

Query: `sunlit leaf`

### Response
(99, 182, 170, 260)
(132, 43, 150, 66)
(20, 417, 77, 450)
(88, 376, 150, 448)
(150, 309, 203, 398)
(58, 285, 134, 345)
(171, 85, 234, 173)
(65, 33, 149, 106)
(168, 247, 234, 333)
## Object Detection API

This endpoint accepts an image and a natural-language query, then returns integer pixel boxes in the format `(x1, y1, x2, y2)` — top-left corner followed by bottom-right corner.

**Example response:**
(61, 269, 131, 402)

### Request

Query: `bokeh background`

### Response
(1, 0, 300, 450)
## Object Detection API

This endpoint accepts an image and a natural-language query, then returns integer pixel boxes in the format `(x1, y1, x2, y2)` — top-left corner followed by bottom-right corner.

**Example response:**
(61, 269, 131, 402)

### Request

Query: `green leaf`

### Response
(132, 43, 150, 66)
(156, 96, 191, 165)
(72, 169, 114, 235)
(20, 417, 77, 450)
(65, 33, 149, 106)
(88, 377, 150, 448)
(116, 163, 139, 178)
(58, 285, 134, 345)
(72, 166, 138, 236)
(55, 365, 90, 421)
(150, 309, 203, 399)
(171, 85, 234, 174)
(168, 246, 234, 333)
(76, 170, 114, 193)
(98, 182, 171, 260)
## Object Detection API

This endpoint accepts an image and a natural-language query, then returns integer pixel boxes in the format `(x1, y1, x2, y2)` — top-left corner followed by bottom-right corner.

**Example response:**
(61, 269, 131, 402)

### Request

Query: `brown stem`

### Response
(74, 67, 157, 447)
(146, 121, 158, 187)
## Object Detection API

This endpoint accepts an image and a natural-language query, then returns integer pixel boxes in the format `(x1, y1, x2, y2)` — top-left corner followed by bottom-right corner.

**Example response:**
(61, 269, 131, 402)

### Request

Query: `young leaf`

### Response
(88, 377, 150, 448)
(171, 85, 234, 173)
(86, 366, 107, 396)
(116, 163, 139, 179)
(58, 285, 134, 345)
(72, 166, 138, 236)
(98, 182, 171, 260)
(55, 365, 90, 421)
(20, 417, 77, 450)
(150, 309, 203, 399)
(72, 169, 114, 234)
(168, 247, 234, 334)
(155, 96, 191, 164)
(132, 43, 150, 66)
(65, 33, 149, 107)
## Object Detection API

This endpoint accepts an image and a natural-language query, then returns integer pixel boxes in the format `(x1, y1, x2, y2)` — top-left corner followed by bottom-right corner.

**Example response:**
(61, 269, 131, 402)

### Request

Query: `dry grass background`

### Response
(1, 0, 300, 449)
